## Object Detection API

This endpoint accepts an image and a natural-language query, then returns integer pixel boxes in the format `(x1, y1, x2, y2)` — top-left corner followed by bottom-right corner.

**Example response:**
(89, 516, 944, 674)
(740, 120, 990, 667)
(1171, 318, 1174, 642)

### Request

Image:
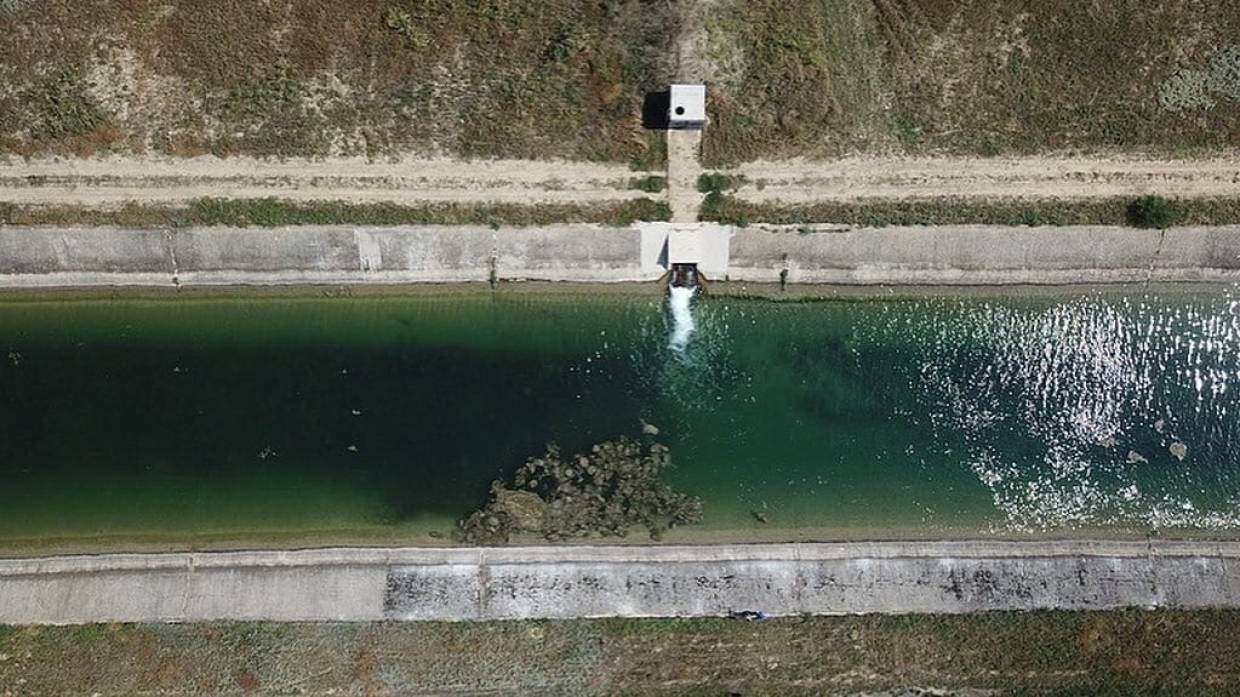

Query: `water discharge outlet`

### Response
(637, 222, 732, 284)
(667, 284, 697, 351)
(670, 262, 699, 289)
(666, 231, 702, 350)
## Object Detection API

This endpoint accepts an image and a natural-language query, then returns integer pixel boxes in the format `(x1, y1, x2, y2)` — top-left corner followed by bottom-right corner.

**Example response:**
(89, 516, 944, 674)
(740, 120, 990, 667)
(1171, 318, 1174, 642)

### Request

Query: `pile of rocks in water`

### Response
(459, 437, 702, 544)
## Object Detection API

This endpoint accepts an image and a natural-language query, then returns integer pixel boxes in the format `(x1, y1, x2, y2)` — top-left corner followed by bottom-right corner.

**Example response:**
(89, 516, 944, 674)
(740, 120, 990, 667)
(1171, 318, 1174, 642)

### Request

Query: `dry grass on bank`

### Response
(0, 0, 676, 164)
(701, 0, 1240, 165)
(3, 611, 1240, 695)
(699, 194, 1240, 228)
(0, 197, 671, 227)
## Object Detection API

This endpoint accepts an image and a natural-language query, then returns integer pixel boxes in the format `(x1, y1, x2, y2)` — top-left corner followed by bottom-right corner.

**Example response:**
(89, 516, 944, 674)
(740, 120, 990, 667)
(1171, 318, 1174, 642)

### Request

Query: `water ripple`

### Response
(871, 293, 1240, 532)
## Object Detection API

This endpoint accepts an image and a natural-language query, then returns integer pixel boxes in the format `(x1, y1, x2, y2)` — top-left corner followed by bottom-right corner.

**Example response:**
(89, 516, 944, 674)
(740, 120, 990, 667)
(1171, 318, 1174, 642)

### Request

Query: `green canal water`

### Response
(2, 288, 1239, 546)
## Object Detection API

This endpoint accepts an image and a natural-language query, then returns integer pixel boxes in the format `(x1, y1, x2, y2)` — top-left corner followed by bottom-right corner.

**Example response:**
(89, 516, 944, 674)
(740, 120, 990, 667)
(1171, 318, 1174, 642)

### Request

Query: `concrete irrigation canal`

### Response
(4, 236, 1240, 622)
(2, 283, 1240, 622)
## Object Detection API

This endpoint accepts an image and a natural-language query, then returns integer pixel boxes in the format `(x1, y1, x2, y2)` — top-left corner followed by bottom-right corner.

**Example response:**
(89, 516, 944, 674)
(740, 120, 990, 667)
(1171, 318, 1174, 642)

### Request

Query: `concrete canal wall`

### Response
(731, 224, 1240, 285)
(3, 541, 1240, 625)
(1, 224, 1239, 287)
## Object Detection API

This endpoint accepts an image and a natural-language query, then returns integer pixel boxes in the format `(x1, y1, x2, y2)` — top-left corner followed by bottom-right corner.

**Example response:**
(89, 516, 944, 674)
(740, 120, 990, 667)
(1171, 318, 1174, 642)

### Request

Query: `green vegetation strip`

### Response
(3, 611, 1240, 694)
(629, 175, 666, 193)
(696, 171, 746, 194)
(699, 194, 1240, 228)
(0, 198, 671, 228)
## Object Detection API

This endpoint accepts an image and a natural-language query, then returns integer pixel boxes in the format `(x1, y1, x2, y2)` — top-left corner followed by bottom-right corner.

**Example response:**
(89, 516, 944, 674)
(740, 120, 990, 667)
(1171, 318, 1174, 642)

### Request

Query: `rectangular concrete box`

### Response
(638, 223, 731, 278)
(668, 229, 702, 264)
(669, 84, 706, 128)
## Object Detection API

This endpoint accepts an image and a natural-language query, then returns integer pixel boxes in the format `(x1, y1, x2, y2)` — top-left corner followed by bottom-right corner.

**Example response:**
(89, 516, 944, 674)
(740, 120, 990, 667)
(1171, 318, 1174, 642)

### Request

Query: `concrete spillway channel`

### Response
(3, 541, 1240, 625)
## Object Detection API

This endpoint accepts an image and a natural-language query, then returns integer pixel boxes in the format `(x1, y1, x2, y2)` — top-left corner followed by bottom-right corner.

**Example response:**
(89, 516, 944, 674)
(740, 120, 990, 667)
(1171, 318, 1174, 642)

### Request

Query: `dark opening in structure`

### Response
(670, 263, 699, 289)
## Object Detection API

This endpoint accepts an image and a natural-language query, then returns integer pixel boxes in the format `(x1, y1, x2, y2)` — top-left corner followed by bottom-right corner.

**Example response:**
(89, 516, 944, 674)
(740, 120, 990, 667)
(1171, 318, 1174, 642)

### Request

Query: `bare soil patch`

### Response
(0, 155, 656, 209)
(732, 155, 1240, 203)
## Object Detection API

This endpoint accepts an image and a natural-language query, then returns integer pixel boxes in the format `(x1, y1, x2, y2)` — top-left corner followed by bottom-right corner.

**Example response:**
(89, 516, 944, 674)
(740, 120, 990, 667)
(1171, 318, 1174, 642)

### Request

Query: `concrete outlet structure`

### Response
(639, 223, 731, 279)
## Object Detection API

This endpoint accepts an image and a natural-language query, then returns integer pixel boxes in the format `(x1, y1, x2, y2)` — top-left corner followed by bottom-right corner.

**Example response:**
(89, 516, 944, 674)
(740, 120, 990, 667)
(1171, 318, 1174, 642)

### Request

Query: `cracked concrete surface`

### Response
(3, 541, 1240, 624)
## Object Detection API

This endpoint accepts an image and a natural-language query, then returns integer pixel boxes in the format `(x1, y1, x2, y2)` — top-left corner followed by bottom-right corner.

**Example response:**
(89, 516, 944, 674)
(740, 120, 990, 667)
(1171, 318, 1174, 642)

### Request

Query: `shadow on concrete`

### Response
(642, 90, 670, 130)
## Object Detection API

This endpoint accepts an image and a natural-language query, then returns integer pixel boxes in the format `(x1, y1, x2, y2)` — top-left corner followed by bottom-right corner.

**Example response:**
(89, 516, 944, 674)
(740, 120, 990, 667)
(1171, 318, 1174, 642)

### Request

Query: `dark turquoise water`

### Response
(1, 288, 1238, 544)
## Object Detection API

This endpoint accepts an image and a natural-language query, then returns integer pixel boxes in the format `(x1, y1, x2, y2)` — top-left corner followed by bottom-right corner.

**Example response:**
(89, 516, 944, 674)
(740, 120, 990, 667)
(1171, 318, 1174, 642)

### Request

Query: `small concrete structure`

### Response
(667, 228, 703, 265)
(669, 84, 706, 129)
(666, 228, 709, 286)
(639, 222, 732, 279)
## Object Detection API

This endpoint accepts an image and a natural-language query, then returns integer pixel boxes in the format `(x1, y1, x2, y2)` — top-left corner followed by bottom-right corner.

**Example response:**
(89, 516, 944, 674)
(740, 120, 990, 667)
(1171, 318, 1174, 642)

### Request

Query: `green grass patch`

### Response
(696, 172, 745, 194)
(1128, 195, 1183, 229)
(699, 190, 746, 225)
(629, 131, 668, 172)
(0, 198, 671, 228)
(5, 611, 1240, 694)
(607, 617, 732, 637)
(699, 195, 1240, 228)
(70, 624, 107, 646)
(28, 69, 112, 144)
(629, 175, 666, 193)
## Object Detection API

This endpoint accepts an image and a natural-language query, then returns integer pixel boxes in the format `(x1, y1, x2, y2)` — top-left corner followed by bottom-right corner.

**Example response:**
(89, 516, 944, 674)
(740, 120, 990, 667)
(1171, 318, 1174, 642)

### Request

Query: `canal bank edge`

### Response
(2, 540, 1239, 625)
(1, 224, 1239, 287)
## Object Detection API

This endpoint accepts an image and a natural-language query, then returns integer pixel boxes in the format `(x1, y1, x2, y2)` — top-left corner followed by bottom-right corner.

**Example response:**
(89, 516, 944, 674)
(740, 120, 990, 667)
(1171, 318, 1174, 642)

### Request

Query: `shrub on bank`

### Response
(697, 195, 1240, 228)
(630, 175, 667, 193)
(697, 172, 745, 194)
(1127, 195, 1183, 229)
(0, 198, 673, 227)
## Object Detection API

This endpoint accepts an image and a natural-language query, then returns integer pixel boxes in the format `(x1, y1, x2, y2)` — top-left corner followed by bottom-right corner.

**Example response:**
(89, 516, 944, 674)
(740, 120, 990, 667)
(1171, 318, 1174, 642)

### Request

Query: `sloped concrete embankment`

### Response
(2, 224, 1240, 287)
(0, 225, 653, 286)
(728, 225, 1240, 285)
(2, 541, 1240, 625)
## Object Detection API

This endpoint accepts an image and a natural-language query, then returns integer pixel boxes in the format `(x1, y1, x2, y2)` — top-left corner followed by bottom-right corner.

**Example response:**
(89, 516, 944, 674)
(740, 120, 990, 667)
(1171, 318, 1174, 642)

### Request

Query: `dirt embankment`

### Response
(0, 156, 658, 209)
(0, 0, 678, 163)
(731, 155, 1240, 204)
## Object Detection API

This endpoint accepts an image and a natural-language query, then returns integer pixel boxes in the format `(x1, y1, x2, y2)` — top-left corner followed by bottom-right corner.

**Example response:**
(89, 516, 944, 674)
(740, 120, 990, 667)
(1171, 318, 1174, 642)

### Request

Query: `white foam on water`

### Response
(866, 294, 1240, 533)
(668, 286, 697, 351)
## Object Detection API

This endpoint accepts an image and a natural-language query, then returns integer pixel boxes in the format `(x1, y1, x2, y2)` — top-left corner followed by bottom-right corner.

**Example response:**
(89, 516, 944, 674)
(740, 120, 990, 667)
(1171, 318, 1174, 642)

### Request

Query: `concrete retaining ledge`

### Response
(2, 224, 1240, 287)
(0, 225, 650, 287)
(3, 541, 1240, 625)
(729, 224, 1240, 285)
